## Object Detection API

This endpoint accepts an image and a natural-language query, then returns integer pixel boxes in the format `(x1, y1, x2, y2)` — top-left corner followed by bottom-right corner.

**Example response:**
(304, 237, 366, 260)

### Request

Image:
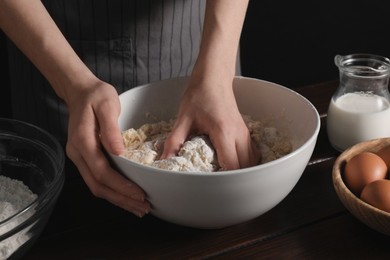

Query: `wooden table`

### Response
(24, 81, 390, 259)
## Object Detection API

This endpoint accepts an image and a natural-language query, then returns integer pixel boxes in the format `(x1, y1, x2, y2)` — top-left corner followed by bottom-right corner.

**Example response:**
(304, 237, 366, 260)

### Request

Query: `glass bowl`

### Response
(0, 118, 65, 259)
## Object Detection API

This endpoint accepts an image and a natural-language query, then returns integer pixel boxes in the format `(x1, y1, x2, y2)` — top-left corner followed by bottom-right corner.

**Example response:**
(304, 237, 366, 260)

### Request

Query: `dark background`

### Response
(240, 1, 390, 88)
(1, 1, 390, 118)
(1, 30, 11, 118)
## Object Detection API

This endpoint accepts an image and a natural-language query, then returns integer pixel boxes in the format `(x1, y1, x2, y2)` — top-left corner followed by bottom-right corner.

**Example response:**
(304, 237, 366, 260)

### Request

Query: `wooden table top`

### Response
(24, 80, 390, 259)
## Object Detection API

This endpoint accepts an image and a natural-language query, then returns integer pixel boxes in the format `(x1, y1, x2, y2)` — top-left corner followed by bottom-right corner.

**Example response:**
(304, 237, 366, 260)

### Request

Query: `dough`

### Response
(121, 115, 292, 172)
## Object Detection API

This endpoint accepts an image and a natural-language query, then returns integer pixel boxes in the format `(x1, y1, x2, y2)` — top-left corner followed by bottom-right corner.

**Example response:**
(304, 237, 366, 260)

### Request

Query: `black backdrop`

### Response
(1, 30, 10, 118)
(1, 1, 390, 117)
(241, 1, 390, 88)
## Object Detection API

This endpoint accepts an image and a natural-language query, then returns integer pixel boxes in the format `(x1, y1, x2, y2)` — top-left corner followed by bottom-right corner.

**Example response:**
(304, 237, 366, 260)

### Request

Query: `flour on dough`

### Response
(121, 115, 292, 172)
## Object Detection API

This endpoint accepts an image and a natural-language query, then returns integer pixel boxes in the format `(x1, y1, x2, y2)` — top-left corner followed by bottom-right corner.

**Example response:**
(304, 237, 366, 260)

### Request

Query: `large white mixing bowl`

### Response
(110, 76, 320, 229)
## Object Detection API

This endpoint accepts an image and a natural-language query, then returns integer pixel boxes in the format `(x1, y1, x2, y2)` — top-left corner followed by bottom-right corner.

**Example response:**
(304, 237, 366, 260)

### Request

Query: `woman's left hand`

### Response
(161, 76, 260, 170)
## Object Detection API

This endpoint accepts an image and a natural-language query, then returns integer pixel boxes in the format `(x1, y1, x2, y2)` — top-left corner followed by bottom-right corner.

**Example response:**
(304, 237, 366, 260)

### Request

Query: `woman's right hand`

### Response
(1, 0, 150, 217)
(64, 78, 151, 217)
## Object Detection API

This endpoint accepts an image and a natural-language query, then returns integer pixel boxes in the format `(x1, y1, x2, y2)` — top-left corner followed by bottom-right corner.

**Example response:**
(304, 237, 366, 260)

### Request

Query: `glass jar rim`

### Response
(335, 53, 390, 77)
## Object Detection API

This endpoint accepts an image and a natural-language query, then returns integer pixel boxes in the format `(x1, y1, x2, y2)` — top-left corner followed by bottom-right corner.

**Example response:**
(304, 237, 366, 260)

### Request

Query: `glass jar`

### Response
(327, 53, 390, 151)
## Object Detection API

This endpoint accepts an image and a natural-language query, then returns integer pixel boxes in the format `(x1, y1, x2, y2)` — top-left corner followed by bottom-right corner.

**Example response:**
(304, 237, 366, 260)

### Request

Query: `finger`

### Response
(235, 133, 261, 169)
(76, 130, 146, 200)
(160, 117, 192, 159)
(69, 149, 150, 217)
(209, 132, 240, 170)
(88, 99, 145, 199)
(67, 143, 151, 216)
(94, 98, 125, 155)
(66, 122, 150, 216)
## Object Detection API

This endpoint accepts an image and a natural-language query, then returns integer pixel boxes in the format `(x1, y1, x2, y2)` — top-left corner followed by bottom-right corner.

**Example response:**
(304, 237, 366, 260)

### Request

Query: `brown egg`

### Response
(360, 179, 390, 213)
(344, 152, 387, 196)
(376, 145, 390, 174)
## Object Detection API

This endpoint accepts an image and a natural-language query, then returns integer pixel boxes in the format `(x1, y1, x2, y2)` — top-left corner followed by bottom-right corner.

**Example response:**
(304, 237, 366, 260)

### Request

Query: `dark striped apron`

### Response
(7, 0, 206, 145)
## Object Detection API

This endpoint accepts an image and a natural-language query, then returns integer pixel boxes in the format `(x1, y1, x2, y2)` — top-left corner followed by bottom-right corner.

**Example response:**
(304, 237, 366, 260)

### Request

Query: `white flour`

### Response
(122, 115, 293, 171)
(0, 175, 37, 259)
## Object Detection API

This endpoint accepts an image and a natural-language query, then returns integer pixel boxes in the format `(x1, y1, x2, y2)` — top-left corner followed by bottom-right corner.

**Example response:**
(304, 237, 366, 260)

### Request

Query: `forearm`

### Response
(0, 0, 96, 103)
(193, 0, 249, 80)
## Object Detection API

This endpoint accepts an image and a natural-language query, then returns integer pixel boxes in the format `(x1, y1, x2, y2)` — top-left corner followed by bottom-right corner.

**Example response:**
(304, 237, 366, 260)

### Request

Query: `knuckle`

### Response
(65, 142, 77, 159)
(93, 170, 105, 183)
(89, 185, 104, 198)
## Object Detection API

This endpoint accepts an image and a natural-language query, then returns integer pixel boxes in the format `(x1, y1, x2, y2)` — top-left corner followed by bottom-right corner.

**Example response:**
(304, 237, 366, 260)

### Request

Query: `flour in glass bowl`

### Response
(0, 175, 37, 259)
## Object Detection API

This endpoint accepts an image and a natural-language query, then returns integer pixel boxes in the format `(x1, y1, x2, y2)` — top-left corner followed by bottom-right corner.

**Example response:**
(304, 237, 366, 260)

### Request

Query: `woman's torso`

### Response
(7, 0, 206, 144)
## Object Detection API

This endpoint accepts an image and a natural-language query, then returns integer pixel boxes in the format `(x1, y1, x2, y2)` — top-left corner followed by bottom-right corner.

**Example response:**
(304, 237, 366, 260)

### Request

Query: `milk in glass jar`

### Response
(327, 54, 390, 151)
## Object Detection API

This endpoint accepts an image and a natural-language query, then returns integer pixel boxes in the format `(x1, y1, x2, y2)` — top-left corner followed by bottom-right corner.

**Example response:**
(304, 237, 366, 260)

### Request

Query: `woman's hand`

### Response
(1, 1, 150, 217)
(161, 76, 260, 170)
(161, 0, 254, 170)
(65, 79, 151, 217)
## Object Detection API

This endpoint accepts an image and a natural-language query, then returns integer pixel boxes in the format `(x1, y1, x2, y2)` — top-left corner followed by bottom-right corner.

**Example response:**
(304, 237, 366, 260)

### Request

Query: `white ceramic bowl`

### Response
(110, 76, 320, 229)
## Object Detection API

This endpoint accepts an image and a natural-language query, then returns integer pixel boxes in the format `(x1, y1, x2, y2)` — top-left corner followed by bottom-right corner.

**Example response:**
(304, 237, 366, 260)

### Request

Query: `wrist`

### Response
(50, 66, 100, 105)
(191, 58, 236, 87)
